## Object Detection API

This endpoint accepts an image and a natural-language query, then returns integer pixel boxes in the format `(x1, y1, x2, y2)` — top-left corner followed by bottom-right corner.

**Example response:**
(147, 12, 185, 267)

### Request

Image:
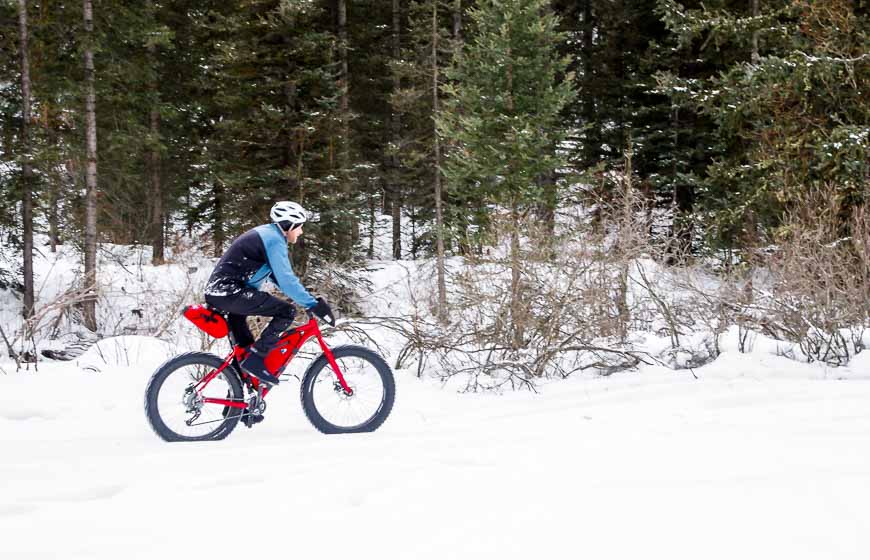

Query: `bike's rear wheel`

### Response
(145, 352, 244, 442)
(300, 345, 395, 434)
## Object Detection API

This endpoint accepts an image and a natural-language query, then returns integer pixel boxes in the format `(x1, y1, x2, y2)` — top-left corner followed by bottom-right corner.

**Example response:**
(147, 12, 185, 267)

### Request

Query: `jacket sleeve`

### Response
(263, 235, 318, 308)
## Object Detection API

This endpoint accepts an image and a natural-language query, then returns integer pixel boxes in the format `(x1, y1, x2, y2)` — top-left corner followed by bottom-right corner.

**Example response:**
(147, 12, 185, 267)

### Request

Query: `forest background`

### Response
(0, 0, 867, 381)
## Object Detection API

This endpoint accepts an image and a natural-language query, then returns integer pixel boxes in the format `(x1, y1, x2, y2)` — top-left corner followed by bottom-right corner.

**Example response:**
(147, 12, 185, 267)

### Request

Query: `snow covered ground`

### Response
(2, 236, 870, 558)
(2, 340, 870, 559)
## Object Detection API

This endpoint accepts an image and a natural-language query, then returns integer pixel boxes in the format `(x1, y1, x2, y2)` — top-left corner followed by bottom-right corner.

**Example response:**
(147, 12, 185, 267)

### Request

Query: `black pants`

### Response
(205, 287, 295, 352)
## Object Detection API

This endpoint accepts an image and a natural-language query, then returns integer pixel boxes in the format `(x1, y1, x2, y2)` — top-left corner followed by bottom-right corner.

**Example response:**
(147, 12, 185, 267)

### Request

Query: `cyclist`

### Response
(204, 201, 332, 385)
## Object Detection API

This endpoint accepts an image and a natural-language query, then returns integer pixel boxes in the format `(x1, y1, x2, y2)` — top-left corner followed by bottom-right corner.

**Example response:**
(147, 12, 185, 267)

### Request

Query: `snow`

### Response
(2, 331, 870, 558)
(75, 335, 176, 372)
(2, 237, 870, 558)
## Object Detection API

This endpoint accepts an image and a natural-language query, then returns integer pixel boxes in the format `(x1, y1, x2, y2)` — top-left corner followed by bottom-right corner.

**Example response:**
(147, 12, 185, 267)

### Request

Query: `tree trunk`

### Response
(48, 176, 59, 251)
(539, 170, 557, 243)
(390, 0, 402, 260)
(510, 202, 524, 350)
(213, 181, 224, 258)
(669, 106, 693, 262)
(751, 0, 760, 62)
(338, 0, 349, 169)
(432, 1, 447, 324)
(391, 186, 401, 260)
(336, 0, 353, 259)
(47, 129, 67, 253)
(581, 0, 597, 165)
(18, 0, 34, 320)
(149, 107, 163, 265)
(148, 0, 164, 266)
(452, 0, 461, 42)
(185, 182, 194, 236)
(148, 14, 164, 266)
(410, 204, 418, 260)
(83, 0, 98, 332)
(368, 192, 376, 258)
(616, 142, 633, 342)
(506, 54, 524, 350)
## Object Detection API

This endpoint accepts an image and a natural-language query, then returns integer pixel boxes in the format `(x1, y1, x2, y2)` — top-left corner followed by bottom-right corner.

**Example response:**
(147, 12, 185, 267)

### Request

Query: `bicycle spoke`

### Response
(155, 368, 238, 439)
(310, 356, 386, 429)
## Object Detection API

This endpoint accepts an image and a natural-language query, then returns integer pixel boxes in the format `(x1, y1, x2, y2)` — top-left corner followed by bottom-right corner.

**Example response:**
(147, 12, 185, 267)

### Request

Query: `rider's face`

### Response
(285, 225, 303, 244)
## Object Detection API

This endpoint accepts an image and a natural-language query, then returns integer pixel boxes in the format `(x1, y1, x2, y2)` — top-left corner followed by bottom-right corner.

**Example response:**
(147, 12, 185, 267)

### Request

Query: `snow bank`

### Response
(75, 335, 176, 373)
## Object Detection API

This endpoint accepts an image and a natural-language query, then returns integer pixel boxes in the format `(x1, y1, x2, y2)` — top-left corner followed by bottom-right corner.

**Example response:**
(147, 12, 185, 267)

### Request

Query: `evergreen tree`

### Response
(1, 0, 22, 290)
(656, 0, 869, 247)
(196, 0, 341, 263)
(438, 0, 576, 345)
(553, 0, 719, 257)
(390, 0, 459, 261)
(388, 0, 403, 259)
(439, 0, 576, 217)
(345, 0, 395, 259)
(24, 0, 81, 253)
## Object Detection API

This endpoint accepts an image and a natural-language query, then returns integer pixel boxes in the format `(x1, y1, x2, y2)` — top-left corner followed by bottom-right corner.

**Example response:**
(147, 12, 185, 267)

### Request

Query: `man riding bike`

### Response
(204, 201, 332, 385)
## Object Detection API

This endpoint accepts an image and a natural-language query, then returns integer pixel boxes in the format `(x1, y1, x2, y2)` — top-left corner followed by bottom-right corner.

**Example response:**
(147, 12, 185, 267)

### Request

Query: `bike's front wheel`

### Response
(300, 345, 395, 434)
(145, 352, 245, 442)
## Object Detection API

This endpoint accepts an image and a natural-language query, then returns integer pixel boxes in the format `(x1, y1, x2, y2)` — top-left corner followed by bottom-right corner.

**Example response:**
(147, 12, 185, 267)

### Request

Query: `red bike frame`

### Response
(192, 314, 351, 410)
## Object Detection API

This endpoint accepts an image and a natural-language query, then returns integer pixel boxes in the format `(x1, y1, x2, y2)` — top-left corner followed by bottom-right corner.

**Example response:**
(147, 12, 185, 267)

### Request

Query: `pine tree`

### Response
(388, 0, 402, 259)
(343, 0, 396, 260)
(25, 0, 81, 254)
(553, 0, 716, 258)
(146, 0, 165, 265)
(438, 0, 576, 346)
(0, 3, 21, 273)
(390, 0, 459, 263)
(196, 0, 342, 264)
(656, 0, 869, 247)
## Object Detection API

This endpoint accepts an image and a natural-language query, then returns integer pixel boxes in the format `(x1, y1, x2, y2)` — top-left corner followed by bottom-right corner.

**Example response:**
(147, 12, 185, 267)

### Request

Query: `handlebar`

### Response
(307, 309, 337, 327)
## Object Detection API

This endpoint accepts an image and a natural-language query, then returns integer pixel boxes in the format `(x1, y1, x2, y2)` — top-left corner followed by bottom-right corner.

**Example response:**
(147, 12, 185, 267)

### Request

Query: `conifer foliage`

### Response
(438, 0, 577, 347)
(0, 0, 866, 337)
(439, 0, 575, 228)
(655, 0, 869, 244)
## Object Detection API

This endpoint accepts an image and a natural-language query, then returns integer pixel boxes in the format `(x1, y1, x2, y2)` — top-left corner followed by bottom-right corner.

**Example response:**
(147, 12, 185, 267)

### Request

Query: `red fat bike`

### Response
(144, 305, 395, 441)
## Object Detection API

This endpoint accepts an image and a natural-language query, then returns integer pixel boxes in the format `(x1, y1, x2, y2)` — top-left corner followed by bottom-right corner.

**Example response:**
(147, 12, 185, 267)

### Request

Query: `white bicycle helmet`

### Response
(270, 201, 308, 231)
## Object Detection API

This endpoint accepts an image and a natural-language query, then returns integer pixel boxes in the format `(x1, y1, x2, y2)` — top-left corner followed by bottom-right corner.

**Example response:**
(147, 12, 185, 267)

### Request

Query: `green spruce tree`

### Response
(438, 0, 576, 347)
(655, 0, 869, 248)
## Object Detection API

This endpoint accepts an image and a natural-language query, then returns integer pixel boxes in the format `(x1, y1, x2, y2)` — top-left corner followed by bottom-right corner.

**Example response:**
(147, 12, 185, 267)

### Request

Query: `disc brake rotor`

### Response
(333, 381, 355, 399)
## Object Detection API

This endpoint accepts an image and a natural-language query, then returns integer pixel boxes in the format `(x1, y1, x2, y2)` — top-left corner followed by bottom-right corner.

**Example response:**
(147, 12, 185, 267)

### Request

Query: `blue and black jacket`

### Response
(205, 224, 317, 308)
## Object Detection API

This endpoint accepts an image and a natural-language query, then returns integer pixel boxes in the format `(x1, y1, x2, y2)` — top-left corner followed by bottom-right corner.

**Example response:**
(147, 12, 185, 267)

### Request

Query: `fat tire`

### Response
(145, 352, 244, 442)
(300, 345, 395, 434)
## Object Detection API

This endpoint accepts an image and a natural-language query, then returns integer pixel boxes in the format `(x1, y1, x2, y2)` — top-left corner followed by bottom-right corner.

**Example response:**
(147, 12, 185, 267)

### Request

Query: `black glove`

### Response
(309, 297, 335, 326)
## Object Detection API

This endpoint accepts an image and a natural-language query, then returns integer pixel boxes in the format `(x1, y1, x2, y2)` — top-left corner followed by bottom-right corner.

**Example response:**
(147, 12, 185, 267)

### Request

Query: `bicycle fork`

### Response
(316, 334, 353, 396)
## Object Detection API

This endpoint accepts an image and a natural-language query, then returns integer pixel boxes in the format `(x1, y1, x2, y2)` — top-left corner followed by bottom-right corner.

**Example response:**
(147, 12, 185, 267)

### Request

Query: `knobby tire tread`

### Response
(144, 351, 243, 442)
(299, 345, 395, 434)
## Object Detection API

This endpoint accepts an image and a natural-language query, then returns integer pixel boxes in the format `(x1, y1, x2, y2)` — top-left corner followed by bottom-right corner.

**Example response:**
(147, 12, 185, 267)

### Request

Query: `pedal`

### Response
(242, 413, 265, 428)
(242, 394, 267, 428)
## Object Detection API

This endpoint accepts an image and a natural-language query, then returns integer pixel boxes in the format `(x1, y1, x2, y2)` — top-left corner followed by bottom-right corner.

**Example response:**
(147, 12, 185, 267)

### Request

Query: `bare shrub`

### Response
(748, 190, 869, 365)
(304, 259, 374, 317)
(15, 243, 213, 364)
(246, 258, 374, 345)
(389, 154, 744, 389)
(590, 155, 726, 369)
(384, 208, 655, 392)
(6, 276, 100, 368)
